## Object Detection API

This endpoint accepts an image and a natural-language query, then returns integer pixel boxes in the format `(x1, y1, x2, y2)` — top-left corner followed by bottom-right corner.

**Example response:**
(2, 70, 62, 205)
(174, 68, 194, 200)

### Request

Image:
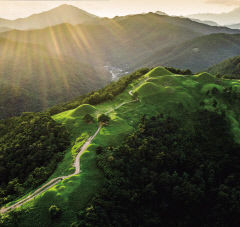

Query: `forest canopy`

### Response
(73, 111, 240, 227)
(0, 112, 70, 206)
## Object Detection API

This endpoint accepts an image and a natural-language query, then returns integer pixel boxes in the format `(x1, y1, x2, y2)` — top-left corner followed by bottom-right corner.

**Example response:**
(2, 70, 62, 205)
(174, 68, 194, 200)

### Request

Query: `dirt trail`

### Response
(0, 86, 138, 214)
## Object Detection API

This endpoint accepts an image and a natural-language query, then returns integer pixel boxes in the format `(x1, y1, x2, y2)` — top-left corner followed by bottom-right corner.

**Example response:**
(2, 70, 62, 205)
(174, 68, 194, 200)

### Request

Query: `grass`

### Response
(5, 66, 240, 226)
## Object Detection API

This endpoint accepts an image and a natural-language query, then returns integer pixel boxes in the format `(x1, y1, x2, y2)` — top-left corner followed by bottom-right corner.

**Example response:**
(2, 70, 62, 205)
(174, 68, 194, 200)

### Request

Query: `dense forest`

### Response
(0, 112, 70, 206)
(71, 111, 240, 227)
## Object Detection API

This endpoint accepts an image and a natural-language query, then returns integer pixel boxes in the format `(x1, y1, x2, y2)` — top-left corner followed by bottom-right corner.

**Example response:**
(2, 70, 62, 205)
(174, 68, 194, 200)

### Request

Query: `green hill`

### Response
(1, 66, 240, 226)
(208, 55, 240, 78)
(70, 104, 96, 117)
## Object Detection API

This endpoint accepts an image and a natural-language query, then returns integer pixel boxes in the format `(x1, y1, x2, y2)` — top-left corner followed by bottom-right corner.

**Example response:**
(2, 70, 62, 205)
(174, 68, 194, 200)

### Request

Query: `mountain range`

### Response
(1, 4, 240, 118)
(0, 9, 238, 69)
(133, 33, 240, 72)
(189, 7, 240, 26)
(228, 23, 240, 30)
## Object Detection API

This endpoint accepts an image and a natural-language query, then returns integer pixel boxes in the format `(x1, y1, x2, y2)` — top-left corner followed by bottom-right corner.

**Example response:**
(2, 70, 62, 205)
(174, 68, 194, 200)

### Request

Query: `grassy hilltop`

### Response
(1, 66, 240, 226)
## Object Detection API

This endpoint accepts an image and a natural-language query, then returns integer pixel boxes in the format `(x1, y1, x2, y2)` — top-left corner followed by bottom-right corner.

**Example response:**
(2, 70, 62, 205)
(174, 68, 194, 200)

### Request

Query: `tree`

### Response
(98, 114, 110, 124)
(96, 146, 104, 155)
(83, 114, 94, 123)
(49, 205, 61, 219)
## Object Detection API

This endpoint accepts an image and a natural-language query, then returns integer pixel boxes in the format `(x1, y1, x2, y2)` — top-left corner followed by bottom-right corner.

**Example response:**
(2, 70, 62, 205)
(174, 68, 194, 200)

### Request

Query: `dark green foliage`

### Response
(98, 115, 110, 124)
(165, 67, 193, 75)
(96, 146, 104, 155)
(47, 68, 150, 115)
(74, 111, 240, 227)
(208, 56, 240, 79)
(49, 205, 62, 219)
(0, 210, 24, 227)
(83, 114, 94, 123)
(0, 112, 70, 206)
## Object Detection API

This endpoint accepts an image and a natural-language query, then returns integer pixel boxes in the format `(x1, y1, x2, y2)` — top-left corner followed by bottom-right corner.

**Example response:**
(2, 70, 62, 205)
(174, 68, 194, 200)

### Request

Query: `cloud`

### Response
(206, 0, 240, 6)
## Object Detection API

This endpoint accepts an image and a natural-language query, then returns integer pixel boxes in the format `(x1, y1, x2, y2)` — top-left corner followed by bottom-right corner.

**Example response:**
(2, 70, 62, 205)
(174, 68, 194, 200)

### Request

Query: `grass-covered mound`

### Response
(148, 75, 180, 87)
(182, 79, 199, 88)
(194, 72, 216, 83)
(70, 104, 96, 117)
(146, 66, 173, 77)
(201, 84, 223, 94)
(134, 82, 161, 96)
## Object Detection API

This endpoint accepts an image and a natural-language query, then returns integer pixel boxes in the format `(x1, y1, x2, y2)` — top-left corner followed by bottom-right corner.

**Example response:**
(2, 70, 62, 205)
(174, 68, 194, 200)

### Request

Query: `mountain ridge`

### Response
(0, 4, 98, 30)
(189, 7, 240, 25)
(133, 33, 240, 72)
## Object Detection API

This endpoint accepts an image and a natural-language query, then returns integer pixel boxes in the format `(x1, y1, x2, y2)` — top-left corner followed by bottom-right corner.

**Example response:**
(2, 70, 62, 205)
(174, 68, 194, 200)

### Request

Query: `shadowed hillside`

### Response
(135, 33, 240, 72)
(189, 7, 240, 25)
(208, 55, 240, 78)
(0, 38, 110, 119)
(0, 12, 239, 69)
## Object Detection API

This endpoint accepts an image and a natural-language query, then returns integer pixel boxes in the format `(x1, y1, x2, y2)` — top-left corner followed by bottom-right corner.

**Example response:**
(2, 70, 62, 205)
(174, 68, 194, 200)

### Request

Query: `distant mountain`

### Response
(0, 4, 97, 30)
(0, 27, 11, 33)
(134, 33, 240, 72)
(0, 12, 239, 70)
(0, 37, 110, 119)
(190, 18, 219, 27)
(189, 7, 240, 26)
(227, 23, 240, 30)
(155, 11, 168, 16)
(0, 8, 240, 118)
(208, 55, 240, 76)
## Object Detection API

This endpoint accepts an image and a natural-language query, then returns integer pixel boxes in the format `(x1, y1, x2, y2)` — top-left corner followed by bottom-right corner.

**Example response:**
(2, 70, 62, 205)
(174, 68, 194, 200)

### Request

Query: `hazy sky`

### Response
(0, 0, 238, 20)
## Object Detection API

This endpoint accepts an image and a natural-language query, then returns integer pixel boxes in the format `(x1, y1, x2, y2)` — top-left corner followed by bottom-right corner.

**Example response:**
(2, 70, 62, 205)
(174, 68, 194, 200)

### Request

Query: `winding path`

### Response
(0, 87, 138, 215)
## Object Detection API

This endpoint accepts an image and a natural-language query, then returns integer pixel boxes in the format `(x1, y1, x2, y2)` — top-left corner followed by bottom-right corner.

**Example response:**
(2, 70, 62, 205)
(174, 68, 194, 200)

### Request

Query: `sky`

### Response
(0, 0, 239, 20)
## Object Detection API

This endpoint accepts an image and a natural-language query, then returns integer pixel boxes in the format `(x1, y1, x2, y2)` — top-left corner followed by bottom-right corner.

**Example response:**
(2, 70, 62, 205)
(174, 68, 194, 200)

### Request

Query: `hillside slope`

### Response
(1, 67, 240, 226)
(208, 55, 240, 77)
(0, 13, 239, 69)
(135, 33, 240, 72)
(0, 38, 110, 119)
